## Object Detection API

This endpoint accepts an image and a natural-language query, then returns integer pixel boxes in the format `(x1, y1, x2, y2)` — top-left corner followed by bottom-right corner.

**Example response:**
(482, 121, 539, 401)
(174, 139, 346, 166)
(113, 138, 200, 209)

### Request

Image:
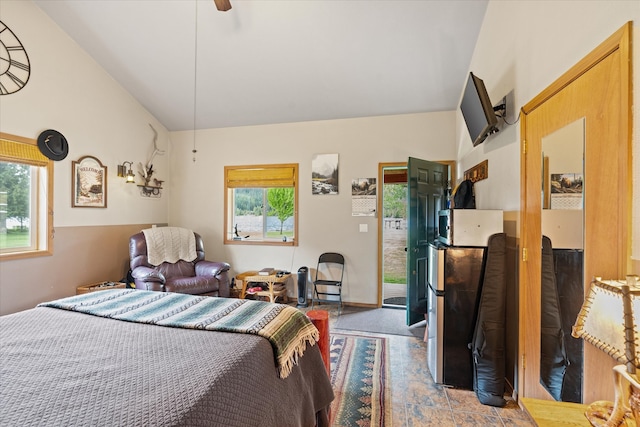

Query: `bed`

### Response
(0, 290, 334, 426)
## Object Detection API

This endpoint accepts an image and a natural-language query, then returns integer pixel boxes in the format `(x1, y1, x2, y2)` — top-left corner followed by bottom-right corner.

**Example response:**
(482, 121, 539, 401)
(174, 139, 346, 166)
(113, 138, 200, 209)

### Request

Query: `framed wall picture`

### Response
(549, 172, 583, 209)
(351, 178, 377, 216)
(72, 155, 107, 208)
(311, 153, 339, 195)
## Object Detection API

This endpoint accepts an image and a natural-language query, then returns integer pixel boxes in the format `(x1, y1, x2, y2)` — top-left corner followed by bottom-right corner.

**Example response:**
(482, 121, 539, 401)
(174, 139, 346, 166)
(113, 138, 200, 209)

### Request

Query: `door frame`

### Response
(377, 160, 456, 308)
(518, 22, 632, 402)
(378, 162, 407, 307)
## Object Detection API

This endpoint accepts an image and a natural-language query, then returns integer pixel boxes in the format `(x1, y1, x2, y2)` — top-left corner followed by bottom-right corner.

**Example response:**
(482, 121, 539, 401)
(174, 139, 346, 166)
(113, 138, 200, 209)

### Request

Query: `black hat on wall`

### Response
(37, 129, 68, 161)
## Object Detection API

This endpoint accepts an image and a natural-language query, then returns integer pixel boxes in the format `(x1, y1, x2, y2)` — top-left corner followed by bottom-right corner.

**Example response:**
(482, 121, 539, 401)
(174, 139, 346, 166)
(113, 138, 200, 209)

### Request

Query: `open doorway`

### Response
(378, 163, 408, 309)
(377, 160, 455, 320)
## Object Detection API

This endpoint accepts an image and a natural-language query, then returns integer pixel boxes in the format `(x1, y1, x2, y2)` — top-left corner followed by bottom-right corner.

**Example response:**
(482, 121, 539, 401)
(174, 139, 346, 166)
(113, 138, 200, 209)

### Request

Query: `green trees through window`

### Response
(225, 163, 298, 245)
(1, 132, 53, 259)
(267, 188, 294, 235)
(0, 162, 30, 229)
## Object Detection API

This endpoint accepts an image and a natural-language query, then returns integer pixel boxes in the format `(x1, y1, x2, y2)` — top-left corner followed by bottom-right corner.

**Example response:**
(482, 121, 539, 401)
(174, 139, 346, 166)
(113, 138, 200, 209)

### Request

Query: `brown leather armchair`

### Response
(129, 230, 230, 297)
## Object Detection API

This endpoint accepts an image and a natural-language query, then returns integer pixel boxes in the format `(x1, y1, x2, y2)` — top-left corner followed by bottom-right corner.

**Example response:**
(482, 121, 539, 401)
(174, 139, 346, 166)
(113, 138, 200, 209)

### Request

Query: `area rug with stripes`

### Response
(330, 333, 390, 427)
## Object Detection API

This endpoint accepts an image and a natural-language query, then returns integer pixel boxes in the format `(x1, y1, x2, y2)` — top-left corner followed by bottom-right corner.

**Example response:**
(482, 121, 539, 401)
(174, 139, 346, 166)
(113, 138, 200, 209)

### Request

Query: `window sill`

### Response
(1, 249, 53, 261)
(224, 239, 297, 247)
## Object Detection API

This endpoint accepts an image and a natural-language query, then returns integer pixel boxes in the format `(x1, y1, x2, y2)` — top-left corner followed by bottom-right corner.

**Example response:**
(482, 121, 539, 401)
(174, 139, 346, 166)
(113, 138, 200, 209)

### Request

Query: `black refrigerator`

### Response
(426, 242, 485, 389)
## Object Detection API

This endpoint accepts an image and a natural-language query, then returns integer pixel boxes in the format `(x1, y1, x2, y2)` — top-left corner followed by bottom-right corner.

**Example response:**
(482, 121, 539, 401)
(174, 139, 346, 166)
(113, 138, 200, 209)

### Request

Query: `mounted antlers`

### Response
(146, 124, 165, 170)
(137, 124, 166, 185)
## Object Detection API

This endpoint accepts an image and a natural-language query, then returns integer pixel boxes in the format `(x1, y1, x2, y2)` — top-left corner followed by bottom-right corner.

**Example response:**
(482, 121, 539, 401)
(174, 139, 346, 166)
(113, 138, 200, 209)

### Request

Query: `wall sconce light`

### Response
(117, 161, 136, 183)
(572, 275, 640, 426)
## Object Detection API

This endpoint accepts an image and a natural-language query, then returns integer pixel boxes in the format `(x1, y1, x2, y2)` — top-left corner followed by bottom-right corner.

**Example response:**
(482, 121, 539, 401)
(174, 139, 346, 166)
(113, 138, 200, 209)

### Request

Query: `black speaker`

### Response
(297, 266, 308, 307)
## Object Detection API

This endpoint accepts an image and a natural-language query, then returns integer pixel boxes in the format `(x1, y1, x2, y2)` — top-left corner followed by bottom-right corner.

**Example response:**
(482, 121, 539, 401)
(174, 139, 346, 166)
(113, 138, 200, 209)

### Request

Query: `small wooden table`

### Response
(236, 271, 290, 303)
(77, 281, 126, 295)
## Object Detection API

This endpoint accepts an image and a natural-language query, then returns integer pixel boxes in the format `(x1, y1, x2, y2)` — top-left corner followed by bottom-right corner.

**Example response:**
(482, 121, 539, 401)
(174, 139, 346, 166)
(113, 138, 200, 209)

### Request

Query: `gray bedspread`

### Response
(0, 306, 334, 427)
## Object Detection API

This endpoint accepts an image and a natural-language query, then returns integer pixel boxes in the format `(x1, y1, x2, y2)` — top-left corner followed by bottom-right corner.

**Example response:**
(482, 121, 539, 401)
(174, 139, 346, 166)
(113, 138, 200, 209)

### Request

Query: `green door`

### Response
(406, 157, 447, 325)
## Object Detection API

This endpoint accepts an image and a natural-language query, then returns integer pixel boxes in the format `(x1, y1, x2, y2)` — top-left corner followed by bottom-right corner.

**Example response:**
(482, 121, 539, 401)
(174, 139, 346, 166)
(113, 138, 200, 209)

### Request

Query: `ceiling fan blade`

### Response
(214, 0, 232, 12)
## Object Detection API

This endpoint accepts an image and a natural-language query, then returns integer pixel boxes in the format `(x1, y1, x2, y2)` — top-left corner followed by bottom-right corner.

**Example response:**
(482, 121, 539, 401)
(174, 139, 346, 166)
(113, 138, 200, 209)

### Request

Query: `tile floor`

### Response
(298, 304, 536, 427)
(385, 333, 535, 426)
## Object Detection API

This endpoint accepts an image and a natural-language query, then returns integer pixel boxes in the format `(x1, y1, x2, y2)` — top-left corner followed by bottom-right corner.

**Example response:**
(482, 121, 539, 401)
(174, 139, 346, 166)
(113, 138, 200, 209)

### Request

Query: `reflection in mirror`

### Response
(539, 118, 585, 403)
(542, 119, 585, 210)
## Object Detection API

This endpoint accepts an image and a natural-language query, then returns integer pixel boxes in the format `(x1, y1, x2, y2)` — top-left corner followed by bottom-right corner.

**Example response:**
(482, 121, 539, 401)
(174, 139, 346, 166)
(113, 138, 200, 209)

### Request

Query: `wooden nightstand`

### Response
(76, 281, 126, 295)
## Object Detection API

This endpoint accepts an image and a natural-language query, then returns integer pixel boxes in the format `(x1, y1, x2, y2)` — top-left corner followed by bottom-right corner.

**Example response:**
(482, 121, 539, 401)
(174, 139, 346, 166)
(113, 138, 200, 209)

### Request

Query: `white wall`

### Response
(168, 112, 456, 304)
(458, 0, 639, 262)
(0, 1, 171, 314)
(0, 0, 169, 227)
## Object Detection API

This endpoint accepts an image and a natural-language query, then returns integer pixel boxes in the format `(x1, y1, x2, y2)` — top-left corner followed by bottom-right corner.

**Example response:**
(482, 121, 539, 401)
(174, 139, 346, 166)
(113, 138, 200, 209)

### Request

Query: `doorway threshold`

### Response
(382, 303, 406, 310)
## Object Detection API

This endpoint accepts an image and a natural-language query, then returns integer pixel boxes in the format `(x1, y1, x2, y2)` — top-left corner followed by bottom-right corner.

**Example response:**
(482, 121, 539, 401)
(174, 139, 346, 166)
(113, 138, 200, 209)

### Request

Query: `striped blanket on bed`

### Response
(38, 290, 319, 379)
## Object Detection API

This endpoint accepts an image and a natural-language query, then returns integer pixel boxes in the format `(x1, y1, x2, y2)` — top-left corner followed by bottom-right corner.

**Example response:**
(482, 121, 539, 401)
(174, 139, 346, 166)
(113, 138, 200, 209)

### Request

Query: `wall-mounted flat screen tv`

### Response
(460, 72, 498, 146)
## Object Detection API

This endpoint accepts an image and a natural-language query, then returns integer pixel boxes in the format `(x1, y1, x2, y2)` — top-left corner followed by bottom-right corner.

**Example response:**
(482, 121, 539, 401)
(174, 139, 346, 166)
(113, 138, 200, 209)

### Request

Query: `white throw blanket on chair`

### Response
(142, 227, 197, 266)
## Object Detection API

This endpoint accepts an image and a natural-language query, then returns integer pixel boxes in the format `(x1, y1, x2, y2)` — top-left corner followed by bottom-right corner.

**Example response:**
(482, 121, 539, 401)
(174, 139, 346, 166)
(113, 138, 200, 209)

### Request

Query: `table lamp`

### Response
(572, 275, 640, 426)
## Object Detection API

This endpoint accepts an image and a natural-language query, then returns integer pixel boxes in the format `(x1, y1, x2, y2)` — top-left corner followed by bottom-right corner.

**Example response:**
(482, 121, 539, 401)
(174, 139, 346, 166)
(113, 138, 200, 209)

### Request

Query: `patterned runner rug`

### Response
(330, 333, 390, 427)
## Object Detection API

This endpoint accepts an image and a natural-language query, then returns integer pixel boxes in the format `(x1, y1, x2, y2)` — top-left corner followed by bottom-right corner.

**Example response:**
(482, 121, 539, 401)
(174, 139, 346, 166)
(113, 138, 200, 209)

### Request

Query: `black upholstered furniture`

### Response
(129, 229, 230, 297)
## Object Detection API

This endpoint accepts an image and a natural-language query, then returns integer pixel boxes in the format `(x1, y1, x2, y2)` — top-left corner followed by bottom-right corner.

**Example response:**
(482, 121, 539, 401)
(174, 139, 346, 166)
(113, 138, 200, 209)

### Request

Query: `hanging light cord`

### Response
(192, 0, 199, 162)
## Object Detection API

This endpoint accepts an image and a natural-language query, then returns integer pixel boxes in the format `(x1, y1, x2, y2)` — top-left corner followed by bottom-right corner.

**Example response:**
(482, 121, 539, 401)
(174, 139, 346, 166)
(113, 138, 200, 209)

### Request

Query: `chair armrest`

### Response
(196, 261, 231, 297)
(132, 266, 165, 283)
(195, 261, 230, 278)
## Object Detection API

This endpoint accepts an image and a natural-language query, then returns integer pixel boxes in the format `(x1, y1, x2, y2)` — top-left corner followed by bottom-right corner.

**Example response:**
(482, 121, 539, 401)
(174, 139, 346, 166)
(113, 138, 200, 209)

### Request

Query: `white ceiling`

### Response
(34, 0, 488, 131)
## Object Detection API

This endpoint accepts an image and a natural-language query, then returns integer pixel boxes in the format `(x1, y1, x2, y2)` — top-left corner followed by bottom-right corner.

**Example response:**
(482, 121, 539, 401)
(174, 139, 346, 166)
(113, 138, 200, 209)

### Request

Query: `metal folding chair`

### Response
(311, 252, 344, 315)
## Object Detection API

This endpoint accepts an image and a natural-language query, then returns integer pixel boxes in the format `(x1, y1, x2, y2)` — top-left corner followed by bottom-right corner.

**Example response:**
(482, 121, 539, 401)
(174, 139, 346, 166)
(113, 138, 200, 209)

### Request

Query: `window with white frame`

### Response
(0, 133, 53, 259)
(224, 163, 298, 246)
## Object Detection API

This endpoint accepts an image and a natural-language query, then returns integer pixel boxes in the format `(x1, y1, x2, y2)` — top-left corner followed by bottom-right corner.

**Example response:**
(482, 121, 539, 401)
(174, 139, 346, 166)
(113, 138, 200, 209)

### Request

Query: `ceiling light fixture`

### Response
(192, 1, 199, 163)
(192, 0, 230, 163)
(214, 0, 232, 12)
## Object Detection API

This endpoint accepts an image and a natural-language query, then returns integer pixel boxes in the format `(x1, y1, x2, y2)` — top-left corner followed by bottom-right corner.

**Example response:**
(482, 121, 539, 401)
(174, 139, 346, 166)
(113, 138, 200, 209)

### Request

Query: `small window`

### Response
(224, 163, 298, 246)
(0, 132, 53, 260)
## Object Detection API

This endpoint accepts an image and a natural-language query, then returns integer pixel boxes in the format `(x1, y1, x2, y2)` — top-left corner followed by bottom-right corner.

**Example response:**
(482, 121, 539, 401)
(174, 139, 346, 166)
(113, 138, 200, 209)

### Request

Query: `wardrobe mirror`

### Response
(539, 118, 585, 402)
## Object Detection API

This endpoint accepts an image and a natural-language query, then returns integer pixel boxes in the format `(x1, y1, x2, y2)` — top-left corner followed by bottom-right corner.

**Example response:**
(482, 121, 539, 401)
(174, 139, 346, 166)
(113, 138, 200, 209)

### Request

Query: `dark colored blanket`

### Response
(1, 297, 334, 426)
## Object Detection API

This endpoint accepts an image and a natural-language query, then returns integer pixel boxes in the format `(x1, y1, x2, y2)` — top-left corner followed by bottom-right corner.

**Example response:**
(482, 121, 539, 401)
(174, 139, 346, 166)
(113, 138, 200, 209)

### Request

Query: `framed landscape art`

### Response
(311, 153, 339, 195)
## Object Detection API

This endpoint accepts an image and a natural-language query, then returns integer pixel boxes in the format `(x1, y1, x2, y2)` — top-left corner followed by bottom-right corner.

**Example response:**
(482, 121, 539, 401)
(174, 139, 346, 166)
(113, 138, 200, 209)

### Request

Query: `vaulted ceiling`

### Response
(34, 0, 488, 131)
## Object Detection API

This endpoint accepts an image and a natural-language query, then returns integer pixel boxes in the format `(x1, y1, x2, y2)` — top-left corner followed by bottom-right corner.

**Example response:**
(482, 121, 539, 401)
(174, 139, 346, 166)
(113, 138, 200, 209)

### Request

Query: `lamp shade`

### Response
(572, 276, 640, 371)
